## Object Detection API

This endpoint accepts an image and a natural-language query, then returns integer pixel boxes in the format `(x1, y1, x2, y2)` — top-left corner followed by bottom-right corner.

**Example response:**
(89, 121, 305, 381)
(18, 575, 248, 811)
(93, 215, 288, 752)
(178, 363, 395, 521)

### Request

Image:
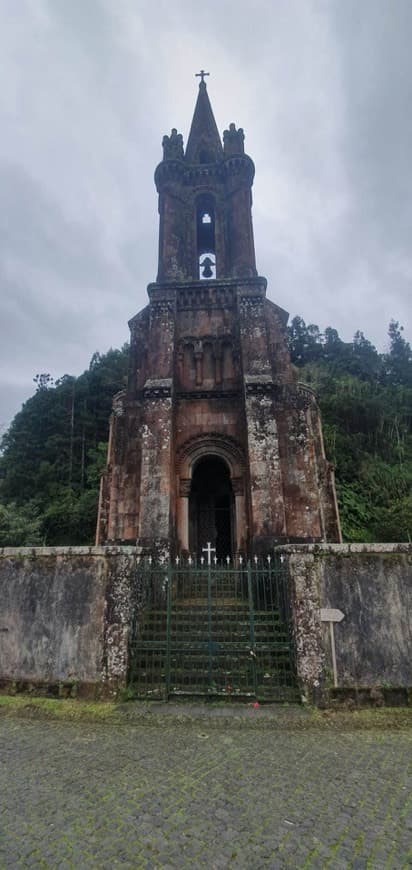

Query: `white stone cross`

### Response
(202, 542, 216, 566)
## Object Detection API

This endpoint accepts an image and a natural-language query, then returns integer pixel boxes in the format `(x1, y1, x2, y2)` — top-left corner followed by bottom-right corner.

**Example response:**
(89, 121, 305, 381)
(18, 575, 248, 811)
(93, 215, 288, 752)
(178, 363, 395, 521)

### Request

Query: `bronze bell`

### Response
(201, 256, 214, 278)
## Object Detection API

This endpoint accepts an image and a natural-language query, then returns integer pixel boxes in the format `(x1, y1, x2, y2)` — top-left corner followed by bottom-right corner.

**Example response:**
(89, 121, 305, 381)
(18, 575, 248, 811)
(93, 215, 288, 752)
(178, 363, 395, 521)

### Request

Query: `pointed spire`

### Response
(185, 77, 223, 164)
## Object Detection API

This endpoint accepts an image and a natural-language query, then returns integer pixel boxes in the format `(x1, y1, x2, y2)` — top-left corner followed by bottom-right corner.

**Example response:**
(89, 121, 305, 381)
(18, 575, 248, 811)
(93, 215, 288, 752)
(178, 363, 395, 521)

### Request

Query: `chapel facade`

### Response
(96, 77, 341, 558)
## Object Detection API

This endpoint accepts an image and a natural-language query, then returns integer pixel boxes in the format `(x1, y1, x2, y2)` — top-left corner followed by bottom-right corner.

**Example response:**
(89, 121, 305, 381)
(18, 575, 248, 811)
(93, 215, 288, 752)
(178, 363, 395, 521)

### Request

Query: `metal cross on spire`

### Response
(195, 70, 210, 84)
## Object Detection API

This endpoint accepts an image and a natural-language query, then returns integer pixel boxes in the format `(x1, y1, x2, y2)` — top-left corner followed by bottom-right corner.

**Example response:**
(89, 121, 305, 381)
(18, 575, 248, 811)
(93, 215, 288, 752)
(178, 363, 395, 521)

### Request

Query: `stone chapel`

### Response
(96, 76, 341, 558)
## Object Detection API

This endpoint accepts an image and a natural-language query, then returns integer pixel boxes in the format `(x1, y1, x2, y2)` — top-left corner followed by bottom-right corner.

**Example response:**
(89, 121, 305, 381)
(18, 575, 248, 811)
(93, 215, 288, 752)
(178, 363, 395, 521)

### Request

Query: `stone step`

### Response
(141, 611, 283, 624)
(135, 658, 294, 676)
(138, 634, 291, 647)
(134, 674, 295, 690)
(134, 672, 297, 697)
(129, 600, 296, 699)
(139, 626, 286, 640)
(140, 621, 282, 633)
(134, 648, 293, 663)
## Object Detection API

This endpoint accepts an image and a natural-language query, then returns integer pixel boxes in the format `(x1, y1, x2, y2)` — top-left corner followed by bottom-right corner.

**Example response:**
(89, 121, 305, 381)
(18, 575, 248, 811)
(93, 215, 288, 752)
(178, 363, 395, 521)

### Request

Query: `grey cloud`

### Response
(0, 0, 411, 429)
(0, 164, 116, 285)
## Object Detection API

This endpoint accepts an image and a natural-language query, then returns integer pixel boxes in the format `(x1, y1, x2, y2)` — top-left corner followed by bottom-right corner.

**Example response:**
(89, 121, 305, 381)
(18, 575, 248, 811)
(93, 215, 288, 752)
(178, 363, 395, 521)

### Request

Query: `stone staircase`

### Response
(129, 576, 299, 702)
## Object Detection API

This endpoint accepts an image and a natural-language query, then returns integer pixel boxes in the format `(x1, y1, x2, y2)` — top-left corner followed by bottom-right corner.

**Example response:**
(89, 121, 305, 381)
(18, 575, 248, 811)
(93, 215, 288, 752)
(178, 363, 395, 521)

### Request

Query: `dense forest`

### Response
(0, 319, 411, 546)
(0, 347, 129, 546)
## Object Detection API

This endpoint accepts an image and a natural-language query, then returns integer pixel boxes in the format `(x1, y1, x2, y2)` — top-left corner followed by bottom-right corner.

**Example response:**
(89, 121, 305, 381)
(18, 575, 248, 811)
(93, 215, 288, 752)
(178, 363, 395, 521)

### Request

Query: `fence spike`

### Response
(175, 556, 179, 565)
(226, 556, 230, 565)
(148, 555, 152, 565)
(201, 556, 205, 565)
(267, 555, 271, 564)
(214, 556, 217, 565)
(254, 555, 258, 565)
(239, 555, 243, 565)
(188, 555, 192, 566)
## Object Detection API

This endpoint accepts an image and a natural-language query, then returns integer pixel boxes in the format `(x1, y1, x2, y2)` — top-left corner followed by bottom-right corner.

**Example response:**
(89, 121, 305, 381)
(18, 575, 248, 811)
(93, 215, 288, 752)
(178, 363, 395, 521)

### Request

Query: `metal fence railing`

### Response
(128, 557, 298, 702)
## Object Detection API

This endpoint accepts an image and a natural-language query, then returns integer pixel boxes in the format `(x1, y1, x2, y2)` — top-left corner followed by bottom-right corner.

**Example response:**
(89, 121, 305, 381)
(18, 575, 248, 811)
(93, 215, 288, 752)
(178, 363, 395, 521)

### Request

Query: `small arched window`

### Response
(196, 194, 216, 280)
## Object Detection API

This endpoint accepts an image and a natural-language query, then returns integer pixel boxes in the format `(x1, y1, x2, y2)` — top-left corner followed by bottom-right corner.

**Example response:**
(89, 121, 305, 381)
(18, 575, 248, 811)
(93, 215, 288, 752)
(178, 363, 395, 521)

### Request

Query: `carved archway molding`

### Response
(177, 433, 245, 495)
(176, 434, 247, 552)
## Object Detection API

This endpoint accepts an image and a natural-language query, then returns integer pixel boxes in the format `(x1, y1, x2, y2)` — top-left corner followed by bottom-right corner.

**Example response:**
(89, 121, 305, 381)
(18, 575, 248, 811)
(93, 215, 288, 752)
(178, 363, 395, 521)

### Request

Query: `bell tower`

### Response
(156, 76, 256, 283)
(97, 76, 341, 557)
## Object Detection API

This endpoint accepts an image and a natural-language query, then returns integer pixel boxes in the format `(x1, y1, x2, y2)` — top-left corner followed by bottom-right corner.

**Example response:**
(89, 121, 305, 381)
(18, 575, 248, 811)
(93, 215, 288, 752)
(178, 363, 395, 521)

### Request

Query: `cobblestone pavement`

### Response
(0, 717, 411, 868)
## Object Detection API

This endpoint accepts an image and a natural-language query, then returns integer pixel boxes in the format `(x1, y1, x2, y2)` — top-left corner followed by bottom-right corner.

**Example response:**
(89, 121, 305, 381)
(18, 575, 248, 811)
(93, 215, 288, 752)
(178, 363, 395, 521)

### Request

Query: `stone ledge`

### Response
(274, 542, 412, 556)
(0, 677, 121, 701)
(322, 686, 412, 709)
(0, 545, 142, 558)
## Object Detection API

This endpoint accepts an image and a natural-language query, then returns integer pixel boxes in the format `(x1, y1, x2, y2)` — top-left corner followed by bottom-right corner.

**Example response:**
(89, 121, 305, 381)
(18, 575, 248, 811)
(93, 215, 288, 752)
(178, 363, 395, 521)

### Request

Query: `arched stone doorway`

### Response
(176, 434, 247, 557)
(189, 457, 234, 560)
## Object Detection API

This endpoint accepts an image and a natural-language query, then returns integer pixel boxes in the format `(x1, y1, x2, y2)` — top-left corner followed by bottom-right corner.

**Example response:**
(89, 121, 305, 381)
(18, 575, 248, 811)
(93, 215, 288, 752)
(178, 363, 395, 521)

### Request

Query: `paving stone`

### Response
(0, 718, 411, 867)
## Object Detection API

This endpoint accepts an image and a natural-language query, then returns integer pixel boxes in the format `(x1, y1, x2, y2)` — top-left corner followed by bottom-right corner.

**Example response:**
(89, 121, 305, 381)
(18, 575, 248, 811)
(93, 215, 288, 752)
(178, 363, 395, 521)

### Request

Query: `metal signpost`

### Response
(320, 607, 345, 687)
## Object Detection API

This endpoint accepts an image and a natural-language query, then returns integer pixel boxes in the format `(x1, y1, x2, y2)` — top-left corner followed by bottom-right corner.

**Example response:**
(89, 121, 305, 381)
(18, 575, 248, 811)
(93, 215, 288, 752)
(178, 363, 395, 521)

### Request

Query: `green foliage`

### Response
(41, 489, 99, 546)
(0, 316, 411, 546)
(0, 346, 128, 546)
(0, 502, 43, 547)
(291, 318, 412, 542)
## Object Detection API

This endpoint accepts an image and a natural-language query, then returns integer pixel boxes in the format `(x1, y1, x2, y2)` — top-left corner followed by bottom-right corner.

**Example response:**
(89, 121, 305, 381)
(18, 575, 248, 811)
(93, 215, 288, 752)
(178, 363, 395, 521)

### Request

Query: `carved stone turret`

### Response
(223, 123, 245, 156)
(162, 128, 184, 161)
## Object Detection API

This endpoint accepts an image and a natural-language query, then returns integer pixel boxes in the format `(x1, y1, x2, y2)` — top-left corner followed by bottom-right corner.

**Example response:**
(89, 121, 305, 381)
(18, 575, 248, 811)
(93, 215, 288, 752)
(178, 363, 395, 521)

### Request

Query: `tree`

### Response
(292, 320, 412, 542)
(0, 345, 128, 545)
(288, 316, 322, 365)
(0, 502, 43, 547)
(384, 320, 412, 386)
(33, 373, 54, 392)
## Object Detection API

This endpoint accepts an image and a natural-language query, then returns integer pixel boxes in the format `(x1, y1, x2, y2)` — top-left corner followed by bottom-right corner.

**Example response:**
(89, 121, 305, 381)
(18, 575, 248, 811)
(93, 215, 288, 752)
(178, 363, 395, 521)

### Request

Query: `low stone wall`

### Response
(279, 543, 412, 705)
(0, 546, 139, 698)
(1, 543, 411, 705)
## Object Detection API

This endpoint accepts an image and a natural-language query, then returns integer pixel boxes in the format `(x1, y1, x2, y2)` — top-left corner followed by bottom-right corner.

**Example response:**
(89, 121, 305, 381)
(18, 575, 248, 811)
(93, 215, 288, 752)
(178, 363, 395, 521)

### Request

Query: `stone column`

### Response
(232, 476, 247, 553)
(194, 341, 203, 385)
(177, 479, 191, 552)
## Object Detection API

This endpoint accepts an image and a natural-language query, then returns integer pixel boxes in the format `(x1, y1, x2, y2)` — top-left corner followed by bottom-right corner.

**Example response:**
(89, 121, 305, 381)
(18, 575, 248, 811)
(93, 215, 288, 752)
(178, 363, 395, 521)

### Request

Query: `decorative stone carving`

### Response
(162, 128, 184, 160)
(231, 477, 244, 496)
(223, 123, 245, 156)
(179, 479, 191, 498)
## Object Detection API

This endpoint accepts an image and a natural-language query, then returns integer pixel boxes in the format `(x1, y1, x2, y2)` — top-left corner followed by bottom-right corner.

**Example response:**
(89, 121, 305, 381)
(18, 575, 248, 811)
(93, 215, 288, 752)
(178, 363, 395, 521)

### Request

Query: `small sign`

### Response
(320, 608, 345, 688)
(321, 608, 344, 623)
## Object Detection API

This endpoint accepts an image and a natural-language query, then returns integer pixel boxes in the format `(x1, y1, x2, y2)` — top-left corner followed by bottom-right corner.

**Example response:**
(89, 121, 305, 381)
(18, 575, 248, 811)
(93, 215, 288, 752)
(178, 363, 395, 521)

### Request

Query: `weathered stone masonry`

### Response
(0, 547, 139, 698)
(279, 543, 412, 704)
(1, 544, 411, 702)
(96, 79, 341, 557)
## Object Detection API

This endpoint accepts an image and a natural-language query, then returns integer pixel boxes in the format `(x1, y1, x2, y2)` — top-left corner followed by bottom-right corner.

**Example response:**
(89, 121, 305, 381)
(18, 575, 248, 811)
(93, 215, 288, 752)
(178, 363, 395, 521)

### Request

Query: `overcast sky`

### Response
(1, 0, 411, 431)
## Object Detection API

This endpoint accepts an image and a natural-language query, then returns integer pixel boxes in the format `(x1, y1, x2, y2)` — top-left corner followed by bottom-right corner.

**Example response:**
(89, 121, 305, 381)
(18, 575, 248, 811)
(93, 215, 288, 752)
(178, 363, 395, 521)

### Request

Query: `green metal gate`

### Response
(128, 558, 298, 702)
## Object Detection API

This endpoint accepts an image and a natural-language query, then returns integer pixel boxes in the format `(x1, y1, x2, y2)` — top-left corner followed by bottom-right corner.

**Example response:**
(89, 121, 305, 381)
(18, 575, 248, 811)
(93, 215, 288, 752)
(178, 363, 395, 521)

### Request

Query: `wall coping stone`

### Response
(274, 543, 412, 556)
(2, 543, 410, 558)
(0, 546, 142, 558)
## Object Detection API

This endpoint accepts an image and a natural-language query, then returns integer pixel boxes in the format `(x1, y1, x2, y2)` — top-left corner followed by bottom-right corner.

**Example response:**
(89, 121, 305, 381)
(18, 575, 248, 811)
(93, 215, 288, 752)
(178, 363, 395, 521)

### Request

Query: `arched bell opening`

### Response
(189, 456, 234, 561)
(196, 194, 216, 280)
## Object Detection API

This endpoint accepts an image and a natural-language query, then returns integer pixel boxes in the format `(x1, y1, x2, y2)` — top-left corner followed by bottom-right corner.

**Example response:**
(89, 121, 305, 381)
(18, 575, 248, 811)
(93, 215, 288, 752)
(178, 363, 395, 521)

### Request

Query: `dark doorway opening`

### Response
(189, 457, 234, 561)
